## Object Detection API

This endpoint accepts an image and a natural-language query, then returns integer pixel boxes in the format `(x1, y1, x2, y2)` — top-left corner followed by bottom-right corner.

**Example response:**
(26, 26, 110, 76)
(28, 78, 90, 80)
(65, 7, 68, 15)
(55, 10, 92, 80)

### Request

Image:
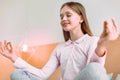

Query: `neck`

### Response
(70, 31, 84, 41)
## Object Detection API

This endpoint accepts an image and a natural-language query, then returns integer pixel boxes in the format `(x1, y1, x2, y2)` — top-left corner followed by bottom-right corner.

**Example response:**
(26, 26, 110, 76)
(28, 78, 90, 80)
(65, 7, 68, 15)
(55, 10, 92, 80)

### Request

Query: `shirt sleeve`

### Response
(13, 47, 60, 80)
(88, 36, 106, 66)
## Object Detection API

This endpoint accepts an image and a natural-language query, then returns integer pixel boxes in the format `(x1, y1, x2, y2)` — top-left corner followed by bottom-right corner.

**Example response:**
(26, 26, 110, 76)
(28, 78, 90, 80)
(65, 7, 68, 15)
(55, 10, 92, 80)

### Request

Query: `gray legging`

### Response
(74, 62, 108, 80)
(11, 62, 108, 80)
(10, 69, 40, 80)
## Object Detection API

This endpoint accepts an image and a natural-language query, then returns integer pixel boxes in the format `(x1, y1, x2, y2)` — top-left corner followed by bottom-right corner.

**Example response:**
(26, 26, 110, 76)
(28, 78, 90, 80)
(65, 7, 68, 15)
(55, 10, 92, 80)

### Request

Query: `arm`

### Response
(14, 55, 59, 79)
(88, 37, 106, 66)
(0, 41, 60, 79)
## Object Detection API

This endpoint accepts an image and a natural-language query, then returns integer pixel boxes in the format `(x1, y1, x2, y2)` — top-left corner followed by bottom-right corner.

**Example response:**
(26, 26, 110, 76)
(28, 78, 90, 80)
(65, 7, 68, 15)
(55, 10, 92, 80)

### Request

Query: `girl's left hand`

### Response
(95, 18, 119, 57)
(99, 18, 119, 45)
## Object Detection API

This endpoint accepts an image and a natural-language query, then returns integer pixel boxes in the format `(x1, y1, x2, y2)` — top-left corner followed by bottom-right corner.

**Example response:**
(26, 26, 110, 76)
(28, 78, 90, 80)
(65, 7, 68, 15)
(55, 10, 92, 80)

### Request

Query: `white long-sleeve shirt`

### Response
(14, 34, 106, 80)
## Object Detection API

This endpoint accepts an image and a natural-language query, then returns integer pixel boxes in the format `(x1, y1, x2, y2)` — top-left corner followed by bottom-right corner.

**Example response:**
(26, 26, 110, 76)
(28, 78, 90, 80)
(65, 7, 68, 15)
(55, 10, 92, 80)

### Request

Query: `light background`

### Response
(0, 0, 120, 46)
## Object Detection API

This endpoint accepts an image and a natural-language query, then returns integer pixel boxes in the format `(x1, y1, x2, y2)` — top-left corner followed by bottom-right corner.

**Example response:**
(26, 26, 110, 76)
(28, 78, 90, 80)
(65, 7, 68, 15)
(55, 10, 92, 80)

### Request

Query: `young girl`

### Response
(0, 1, 119, 80)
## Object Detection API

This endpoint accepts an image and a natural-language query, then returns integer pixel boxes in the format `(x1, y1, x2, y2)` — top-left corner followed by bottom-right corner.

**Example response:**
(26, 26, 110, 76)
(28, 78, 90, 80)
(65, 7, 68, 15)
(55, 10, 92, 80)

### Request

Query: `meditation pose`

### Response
(0, 1, 119, 80)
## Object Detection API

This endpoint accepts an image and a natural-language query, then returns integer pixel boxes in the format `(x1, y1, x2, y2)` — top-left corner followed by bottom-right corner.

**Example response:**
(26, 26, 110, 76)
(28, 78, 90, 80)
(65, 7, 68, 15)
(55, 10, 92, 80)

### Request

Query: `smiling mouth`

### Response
(62, 23, 69, 27)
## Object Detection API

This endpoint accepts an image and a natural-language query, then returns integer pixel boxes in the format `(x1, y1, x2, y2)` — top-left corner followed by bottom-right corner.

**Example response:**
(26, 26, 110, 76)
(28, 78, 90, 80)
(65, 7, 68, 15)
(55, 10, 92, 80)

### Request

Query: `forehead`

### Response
(60, 5, 75, 14)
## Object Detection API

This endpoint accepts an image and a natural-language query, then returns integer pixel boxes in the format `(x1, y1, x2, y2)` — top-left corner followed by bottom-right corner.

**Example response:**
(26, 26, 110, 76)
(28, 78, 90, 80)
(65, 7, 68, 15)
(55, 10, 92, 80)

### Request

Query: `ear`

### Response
(79, 15, 84, 23)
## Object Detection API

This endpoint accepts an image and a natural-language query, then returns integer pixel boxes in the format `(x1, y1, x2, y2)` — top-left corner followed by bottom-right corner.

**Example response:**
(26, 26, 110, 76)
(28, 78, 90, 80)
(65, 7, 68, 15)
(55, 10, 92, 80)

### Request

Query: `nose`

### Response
(62, 16, 67, 21)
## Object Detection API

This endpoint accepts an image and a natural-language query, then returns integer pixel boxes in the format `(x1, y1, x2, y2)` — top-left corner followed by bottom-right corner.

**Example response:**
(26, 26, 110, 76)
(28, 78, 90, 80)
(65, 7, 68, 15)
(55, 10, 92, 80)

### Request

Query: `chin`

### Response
(63, 28, 71, 32)
(62, 27, 71, 32)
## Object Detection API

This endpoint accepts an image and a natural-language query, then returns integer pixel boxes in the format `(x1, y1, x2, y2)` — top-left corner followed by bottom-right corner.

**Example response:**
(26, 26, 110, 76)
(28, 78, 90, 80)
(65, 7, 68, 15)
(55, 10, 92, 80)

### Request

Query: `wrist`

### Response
(11, 54, 18, 62)
(95, 45, 107, 57)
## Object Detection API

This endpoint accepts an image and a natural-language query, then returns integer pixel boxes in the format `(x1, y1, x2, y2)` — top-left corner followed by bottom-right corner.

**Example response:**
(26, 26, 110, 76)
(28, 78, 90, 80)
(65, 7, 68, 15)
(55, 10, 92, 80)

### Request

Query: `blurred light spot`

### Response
(22, 44, 28, 52)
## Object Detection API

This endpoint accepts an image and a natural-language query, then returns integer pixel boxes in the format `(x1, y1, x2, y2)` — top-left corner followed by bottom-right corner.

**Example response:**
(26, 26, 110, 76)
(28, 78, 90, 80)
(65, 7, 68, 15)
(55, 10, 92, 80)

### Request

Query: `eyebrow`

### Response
(60, 11, 72, 17)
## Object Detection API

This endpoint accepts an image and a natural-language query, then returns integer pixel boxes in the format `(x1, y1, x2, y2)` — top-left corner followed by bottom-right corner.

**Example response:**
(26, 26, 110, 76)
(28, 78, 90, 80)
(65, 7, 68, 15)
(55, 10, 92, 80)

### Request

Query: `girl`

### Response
(0, 1, 119, 80)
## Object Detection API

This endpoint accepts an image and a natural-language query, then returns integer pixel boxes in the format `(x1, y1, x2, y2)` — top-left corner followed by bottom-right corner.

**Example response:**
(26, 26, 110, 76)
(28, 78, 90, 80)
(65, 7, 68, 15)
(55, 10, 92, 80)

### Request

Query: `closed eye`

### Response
(66, 14, 72, 18)
(60, 13, 72, 20)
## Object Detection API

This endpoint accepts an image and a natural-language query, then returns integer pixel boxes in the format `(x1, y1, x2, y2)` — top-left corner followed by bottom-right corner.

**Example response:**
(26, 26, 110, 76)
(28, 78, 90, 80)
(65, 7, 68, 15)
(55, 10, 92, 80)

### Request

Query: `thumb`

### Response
(103, 21, 108, 31)
(100, 20, 109, 38)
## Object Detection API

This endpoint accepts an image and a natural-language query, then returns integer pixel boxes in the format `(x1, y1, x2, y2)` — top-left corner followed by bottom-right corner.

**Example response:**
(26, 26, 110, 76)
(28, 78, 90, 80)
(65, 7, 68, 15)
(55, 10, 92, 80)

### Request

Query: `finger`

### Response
(0, 41, 2, 46)
(103, 21, 107, 31)
(103, 21, 109, 33)
(100, 21, 109, 38)
(4, 40, 7, 50)
(0, 47, 3, 53)
(112, 18, 118, 31)
(0, 42, 4, 53)
(0, 48, 3, 54)
(6, 42, 13, 53)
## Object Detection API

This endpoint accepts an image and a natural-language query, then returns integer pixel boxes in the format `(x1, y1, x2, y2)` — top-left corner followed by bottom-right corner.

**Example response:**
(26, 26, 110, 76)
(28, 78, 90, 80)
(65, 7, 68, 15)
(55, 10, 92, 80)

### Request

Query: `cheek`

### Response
(71, 18, 80, 25)
(60, 21, 63, 26)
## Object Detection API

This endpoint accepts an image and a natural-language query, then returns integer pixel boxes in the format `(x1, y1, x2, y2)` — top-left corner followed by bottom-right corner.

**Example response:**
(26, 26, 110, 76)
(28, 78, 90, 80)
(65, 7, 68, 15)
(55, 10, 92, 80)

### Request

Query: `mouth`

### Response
(63, 23, 69, 27)
(62, 21, 70, 27)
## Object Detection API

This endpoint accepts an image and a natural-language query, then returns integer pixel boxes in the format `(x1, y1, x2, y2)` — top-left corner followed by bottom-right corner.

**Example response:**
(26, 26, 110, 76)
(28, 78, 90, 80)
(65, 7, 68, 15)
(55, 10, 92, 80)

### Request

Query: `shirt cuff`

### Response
(14, 57, 29, 69)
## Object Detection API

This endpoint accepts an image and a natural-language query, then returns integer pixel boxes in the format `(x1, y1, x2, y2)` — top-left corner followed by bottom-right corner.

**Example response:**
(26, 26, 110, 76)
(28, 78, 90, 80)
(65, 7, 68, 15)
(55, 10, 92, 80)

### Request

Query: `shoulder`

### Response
(86, 34, 99, 39)
(86, 34, 99, 42)
(52, 41, 66, 52)
(51, 41, 66, 56)
(81, 34, 100, 47)
(55, 41, 66, 49)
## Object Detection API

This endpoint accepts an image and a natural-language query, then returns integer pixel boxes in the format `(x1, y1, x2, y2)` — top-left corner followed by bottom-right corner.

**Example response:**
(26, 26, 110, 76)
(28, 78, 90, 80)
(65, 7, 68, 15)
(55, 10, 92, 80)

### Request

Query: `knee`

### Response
(85, 62, 106, 73)
(75, 62, 108, 80)
(83, 62, 107, 78)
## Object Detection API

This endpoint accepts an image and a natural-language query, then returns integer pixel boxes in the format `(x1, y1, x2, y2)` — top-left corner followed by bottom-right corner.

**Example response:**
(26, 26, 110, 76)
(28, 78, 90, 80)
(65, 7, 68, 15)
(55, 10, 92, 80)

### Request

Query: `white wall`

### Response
(0, 0, 120, 46)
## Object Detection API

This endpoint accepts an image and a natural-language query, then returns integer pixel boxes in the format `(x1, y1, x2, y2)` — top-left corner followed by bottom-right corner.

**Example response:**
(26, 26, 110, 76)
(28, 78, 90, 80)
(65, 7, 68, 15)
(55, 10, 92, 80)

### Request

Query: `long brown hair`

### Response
(60, 1, 93, 41)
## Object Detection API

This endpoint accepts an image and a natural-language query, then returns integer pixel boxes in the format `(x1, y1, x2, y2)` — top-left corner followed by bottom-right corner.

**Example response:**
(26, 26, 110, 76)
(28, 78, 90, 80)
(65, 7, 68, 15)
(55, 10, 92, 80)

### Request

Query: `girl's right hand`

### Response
(0, 41, 18, 62)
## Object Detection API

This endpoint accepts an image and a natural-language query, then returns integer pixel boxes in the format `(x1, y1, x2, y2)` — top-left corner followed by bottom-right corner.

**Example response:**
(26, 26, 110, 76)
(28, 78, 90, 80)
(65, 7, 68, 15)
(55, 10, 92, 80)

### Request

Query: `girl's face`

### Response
(60, 5, 83, 32)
